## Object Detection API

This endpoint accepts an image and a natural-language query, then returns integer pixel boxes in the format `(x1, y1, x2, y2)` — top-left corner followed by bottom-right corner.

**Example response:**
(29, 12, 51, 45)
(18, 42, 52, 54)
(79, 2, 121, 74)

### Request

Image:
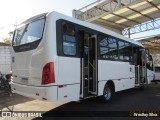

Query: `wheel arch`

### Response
(105, 80, 115, 93)
(98, 80, 115, 96)
(101, 80, 115, 102)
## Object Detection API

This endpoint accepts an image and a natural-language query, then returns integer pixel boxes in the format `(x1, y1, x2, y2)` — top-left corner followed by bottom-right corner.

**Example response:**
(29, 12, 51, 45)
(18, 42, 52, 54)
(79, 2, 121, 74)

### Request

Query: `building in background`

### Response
(0, 42, 11, 74)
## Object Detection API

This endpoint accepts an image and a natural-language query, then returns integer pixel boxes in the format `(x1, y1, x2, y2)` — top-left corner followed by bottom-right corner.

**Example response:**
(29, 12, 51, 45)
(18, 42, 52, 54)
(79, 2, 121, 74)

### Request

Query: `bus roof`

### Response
(20, 11, 144, 48)
(21, 12, 48, 25)
(50, 11, 143, 47)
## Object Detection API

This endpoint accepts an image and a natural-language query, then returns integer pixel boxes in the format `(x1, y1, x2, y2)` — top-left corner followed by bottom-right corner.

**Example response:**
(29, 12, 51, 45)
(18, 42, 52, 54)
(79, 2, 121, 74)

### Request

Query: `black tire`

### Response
(101, 84, 113, 103)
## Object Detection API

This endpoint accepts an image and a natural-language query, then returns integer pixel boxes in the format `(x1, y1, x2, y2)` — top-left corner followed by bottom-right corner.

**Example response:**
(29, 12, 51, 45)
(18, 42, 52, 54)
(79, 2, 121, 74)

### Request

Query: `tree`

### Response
(9, 31, 13, 38)
(3, 38, 11, 45)
(3, 31, 14, 45)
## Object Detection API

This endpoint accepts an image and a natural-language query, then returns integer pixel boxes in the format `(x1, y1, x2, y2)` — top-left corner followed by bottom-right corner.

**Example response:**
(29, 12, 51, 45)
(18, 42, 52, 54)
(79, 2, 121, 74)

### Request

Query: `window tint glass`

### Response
(99, 36, 118, 60)
(118, 41, 133, 61)
(63, 35, 76, 43)
(62, 22, 76, 56)
(63, 35, 76, 55)
(13, 26, 25, 45)
(13, 19, 45, 46)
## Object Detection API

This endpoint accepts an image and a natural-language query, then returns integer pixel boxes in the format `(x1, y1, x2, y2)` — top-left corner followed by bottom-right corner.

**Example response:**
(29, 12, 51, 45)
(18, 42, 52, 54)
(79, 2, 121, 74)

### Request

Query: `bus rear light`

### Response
(36, 93, 39, 96)
(42, 62, 55, 85)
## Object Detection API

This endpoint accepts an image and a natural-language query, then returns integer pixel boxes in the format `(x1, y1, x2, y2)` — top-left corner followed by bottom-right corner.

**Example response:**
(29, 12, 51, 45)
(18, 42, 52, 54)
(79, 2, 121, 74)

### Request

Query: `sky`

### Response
(0, 0, 159, 42)
(0, 0, 96, 41)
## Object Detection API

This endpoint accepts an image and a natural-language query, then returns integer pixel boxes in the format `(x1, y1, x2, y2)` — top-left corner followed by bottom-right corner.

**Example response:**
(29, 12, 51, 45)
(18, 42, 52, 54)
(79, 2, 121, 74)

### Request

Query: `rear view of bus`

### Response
(11, 13, 59, 102)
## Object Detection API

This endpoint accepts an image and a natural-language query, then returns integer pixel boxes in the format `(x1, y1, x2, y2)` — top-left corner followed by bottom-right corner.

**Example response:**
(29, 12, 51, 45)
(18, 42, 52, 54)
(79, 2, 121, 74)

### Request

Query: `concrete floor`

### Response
(0, 90, 64, 120)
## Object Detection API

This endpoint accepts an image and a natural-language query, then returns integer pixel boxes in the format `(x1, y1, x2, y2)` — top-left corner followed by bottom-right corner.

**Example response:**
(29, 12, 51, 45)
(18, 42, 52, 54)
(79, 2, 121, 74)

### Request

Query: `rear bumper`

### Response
(11, 83, 58, 102)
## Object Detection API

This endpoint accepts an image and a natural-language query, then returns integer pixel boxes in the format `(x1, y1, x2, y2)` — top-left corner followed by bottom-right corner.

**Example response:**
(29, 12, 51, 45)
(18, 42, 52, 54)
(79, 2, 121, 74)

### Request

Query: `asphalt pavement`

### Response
(38, 82, 160, 119)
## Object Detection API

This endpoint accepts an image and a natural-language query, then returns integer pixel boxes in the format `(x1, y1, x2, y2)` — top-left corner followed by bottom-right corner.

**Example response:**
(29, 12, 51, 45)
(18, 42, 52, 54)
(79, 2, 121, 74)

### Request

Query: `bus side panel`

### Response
(58, 57, 80, 85)
(58, 84, 80, 102)
(98, 60, 135, 93)
(122, 64, 135, 89)
(57, 57, 80, 101)
(147, 69, 155, 83)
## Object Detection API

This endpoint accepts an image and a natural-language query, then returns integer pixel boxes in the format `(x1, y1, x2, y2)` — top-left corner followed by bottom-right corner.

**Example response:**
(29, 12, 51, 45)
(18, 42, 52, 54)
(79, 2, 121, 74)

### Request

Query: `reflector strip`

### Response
(58, 85, 64, 88)
(42, 98, 47, 100)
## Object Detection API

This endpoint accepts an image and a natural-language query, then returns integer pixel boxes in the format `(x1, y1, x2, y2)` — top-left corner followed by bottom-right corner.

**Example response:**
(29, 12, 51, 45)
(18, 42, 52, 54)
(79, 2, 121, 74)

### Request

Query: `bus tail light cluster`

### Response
(41, 62, 55, 85)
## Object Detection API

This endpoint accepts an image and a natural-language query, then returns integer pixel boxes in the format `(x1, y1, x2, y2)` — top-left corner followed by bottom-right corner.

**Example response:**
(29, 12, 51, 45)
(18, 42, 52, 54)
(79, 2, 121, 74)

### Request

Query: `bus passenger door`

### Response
(134, 48, 147, 86)
(88, 35, 98, 95)
(79, 32, 98, 98)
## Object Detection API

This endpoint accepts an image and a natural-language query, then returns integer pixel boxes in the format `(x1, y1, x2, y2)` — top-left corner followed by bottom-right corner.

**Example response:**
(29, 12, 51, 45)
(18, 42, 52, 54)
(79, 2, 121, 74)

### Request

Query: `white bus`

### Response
(11, 11, 154, 102)
(154, 66, 160, 81)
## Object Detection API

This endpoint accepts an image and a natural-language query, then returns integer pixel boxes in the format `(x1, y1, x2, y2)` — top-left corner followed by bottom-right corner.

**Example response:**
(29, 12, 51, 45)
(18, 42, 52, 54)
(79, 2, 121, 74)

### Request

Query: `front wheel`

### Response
(102, 84, 113, 102)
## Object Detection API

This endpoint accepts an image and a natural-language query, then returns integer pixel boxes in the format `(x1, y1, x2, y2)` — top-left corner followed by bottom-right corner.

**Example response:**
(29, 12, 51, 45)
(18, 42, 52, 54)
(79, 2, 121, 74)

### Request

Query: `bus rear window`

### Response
(12, 18, 45, 52)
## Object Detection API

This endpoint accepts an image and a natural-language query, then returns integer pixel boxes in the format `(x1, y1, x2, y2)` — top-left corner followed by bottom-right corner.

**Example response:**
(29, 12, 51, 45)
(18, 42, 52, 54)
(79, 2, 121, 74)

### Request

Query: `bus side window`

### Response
(118, 41, 132, 62)
(62, 22, 76, 56)
(99, 35, 118, 60)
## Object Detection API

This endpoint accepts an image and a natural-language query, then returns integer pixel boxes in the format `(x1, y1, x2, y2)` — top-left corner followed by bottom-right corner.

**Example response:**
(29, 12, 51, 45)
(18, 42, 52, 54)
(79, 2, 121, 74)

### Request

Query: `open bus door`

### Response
(88, 35, 98, 95)
(79, 32, 98, 98)
(135, 48, 147, 86)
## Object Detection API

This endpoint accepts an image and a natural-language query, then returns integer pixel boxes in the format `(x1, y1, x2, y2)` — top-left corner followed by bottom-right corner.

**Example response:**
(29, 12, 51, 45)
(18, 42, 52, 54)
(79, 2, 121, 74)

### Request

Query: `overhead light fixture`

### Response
(158, 5, 160, 9)
(129, 1, 147, 9)
(141, 7, 158, 14)
(114, 8, 129, 15)
(101, 14, 115, 20)
(115, 19, 127, 23)
(127, 14, 141, 19)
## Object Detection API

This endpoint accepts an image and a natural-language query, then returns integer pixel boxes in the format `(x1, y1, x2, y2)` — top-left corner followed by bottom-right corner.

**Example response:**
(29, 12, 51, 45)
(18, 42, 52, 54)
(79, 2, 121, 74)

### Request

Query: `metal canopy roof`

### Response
(73, 0, 160, 36)
(138, 35, 160, 49)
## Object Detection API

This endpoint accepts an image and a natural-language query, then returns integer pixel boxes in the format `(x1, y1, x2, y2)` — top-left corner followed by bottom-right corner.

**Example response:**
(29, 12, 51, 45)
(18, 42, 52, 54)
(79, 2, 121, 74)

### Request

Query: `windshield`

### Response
(13, 18, 45, 46)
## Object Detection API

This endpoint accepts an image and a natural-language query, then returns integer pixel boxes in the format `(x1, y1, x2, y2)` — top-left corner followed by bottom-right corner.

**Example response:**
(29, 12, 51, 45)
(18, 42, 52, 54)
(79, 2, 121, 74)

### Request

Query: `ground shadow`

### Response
(32, 83, 160, 119)
(0, 90, 33, 111)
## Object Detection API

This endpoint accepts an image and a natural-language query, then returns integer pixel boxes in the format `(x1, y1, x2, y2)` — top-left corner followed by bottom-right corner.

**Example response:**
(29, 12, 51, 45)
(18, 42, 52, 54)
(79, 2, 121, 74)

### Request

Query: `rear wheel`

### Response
(102, 84, 113, 102)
